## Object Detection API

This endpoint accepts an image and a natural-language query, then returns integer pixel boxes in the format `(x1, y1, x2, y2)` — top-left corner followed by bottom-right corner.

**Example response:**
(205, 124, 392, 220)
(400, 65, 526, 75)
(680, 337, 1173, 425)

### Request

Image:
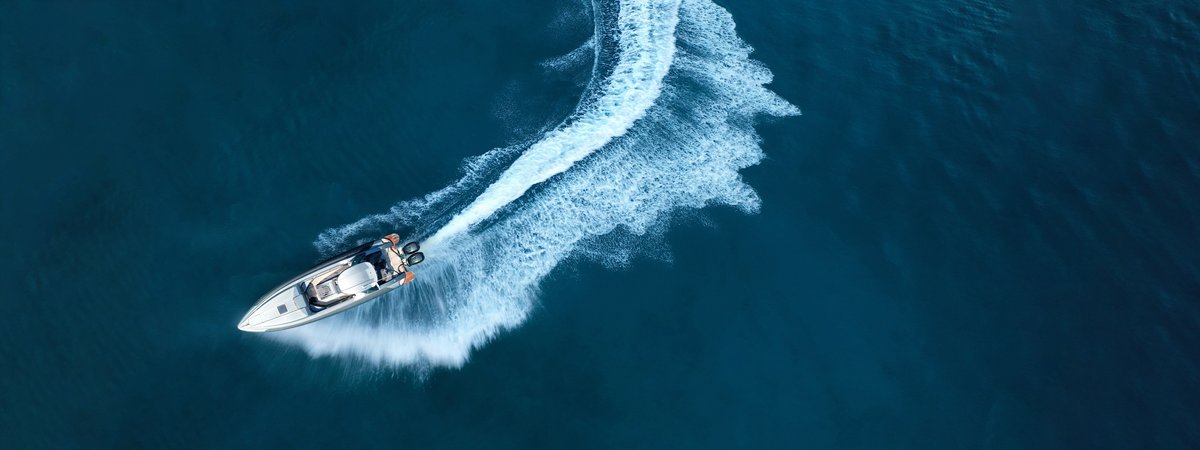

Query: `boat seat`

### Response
(304, 264, 352, 306)
(305, 262, 377, 308)
(315, 279, 341, 298)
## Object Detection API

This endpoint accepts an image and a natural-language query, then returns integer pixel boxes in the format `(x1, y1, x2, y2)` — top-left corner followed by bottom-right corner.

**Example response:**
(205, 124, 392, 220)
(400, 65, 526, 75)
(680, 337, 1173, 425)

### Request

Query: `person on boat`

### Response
(383, 233, 402, 247)
(379, 234, 415, 285)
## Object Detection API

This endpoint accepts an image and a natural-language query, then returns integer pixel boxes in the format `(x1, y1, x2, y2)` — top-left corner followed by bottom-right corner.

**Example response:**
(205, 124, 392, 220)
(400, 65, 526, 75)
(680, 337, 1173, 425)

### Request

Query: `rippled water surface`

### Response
(2, 0, 1198, 448)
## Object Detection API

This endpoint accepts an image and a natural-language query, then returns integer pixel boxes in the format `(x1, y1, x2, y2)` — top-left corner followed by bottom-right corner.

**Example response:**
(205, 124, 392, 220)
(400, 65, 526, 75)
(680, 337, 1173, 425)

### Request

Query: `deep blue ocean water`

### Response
(3, 0, 1199, 448)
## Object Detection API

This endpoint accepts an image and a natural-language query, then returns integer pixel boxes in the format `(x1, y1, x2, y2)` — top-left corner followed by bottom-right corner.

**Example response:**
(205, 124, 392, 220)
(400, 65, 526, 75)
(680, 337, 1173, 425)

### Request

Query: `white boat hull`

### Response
(238, 238, 420, 332)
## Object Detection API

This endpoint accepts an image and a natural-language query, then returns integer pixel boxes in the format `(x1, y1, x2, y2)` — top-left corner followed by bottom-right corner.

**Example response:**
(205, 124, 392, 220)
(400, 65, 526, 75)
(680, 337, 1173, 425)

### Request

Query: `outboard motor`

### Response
(402, 241, 420, 255)
(406, 252, 425, 266)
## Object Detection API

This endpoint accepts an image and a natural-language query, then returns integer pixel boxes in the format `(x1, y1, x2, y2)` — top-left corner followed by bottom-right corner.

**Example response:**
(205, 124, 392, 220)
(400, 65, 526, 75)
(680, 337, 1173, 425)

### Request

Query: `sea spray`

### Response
(425, 0, 680, 247)
(271, 0, 798, 370)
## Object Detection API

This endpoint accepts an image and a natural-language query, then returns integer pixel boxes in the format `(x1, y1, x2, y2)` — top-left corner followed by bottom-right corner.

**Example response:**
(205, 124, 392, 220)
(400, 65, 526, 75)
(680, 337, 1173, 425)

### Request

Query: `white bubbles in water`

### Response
(271, 0, 798, 371)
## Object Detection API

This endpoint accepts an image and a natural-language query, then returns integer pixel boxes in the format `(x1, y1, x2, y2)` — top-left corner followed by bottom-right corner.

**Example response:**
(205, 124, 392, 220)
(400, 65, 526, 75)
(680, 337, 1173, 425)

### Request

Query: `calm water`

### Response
(3, 0, 1199, 448)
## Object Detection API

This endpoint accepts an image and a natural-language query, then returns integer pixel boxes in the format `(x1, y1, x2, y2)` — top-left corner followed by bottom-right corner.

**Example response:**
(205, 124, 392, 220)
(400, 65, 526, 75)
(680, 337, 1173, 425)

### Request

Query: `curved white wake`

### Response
(272, 0, 799, 370)
(427, 1, 679, 247)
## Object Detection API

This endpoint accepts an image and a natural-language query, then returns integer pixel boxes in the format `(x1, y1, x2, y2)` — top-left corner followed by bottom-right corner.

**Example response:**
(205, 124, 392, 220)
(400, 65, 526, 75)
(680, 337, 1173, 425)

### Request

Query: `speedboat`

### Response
(237, 234, 425, 332)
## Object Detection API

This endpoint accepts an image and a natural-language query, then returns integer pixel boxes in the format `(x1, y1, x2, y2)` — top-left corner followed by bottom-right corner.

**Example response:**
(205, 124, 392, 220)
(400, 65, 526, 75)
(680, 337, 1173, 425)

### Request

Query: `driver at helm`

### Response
(380, 234, 415, 285)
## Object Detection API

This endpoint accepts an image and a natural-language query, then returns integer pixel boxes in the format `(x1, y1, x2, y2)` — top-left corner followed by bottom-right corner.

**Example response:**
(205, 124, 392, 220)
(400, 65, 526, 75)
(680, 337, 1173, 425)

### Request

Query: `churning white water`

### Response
(271, 0, 799, 370)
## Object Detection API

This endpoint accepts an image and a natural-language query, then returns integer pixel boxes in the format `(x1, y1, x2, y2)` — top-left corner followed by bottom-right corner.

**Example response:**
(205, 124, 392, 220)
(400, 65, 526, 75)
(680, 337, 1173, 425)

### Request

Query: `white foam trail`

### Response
(539, 37, 594, 72)
(271, 0, 798, 370)
(311, 144, 524, 254)
(425, 0, 680, 248)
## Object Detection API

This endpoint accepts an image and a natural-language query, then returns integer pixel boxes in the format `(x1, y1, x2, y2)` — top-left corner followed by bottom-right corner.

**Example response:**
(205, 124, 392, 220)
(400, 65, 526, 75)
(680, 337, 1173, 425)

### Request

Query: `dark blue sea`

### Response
(3, 0, 1199, 448)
